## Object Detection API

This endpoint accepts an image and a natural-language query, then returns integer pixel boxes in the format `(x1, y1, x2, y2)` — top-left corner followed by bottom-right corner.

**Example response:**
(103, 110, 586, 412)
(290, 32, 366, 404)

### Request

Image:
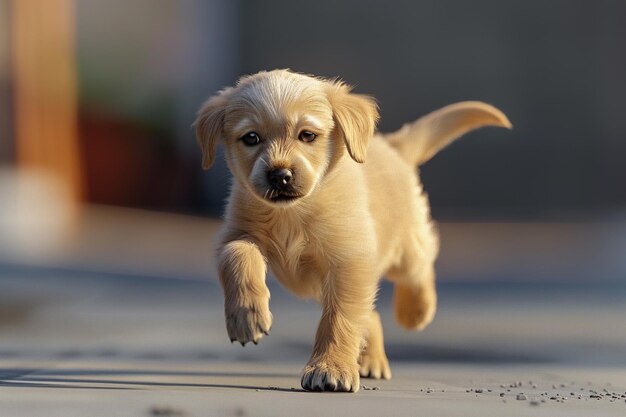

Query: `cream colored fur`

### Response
(194, 69, 511, 393)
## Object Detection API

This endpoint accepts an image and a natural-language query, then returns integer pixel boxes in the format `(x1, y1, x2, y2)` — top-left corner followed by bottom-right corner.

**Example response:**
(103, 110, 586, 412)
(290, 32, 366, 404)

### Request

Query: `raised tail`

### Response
(384, 101, 512, 166)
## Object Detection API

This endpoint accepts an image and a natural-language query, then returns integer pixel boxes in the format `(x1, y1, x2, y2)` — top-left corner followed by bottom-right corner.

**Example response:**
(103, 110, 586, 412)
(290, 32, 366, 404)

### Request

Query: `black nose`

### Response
(267, 168, 293, 189)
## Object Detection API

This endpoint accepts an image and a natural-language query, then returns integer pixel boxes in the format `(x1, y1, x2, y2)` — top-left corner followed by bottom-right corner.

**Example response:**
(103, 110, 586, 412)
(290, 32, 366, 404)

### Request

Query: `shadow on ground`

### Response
(0, 367, 302, 392)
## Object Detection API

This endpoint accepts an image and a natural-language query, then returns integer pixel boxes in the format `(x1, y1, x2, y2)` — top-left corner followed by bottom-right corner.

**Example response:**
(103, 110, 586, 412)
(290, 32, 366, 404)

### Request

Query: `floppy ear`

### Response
(193, 88, 232, 169)
(327, 83, 379, 163)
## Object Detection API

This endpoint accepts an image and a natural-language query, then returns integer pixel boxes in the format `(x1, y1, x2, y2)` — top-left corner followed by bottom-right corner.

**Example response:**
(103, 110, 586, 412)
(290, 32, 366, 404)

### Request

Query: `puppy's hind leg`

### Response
(390, 263, 437, 331)
(389, 202, 439, 331)
(359, 310, 391, 380)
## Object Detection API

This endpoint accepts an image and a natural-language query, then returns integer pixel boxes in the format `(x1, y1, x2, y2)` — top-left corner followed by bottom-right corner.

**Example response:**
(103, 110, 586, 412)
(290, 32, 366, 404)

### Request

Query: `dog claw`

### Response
(324, 381, 337, 391)
(301, 359, 360, 392)
(225, 299, 272, 350)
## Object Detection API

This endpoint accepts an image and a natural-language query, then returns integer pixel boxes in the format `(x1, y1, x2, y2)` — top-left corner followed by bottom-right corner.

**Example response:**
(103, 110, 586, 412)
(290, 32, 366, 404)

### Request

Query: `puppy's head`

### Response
(194, 70, 379, 206)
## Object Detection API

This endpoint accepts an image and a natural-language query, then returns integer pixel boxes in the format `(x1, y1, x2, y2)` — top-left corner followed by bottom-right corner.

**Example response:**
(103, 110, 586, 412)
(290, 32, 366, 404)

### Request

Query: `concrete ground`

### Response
(1, 206, 625, 416)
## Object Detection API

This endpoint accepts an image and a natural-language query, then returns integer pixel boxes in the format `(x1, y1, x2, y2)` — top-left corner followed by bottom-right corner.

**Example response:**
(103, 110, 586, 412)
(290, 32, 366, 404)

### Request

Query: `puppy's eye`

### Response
(298, 130, 317, 143)
(241, 132, 261, 146)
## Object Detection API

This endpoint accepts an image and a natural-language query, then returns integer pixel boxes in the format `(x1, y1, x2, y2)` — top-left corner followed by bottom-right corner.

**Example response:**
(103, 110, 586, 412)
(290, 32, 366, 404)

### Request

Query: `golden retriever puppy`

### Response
(194, 69, 511, 392)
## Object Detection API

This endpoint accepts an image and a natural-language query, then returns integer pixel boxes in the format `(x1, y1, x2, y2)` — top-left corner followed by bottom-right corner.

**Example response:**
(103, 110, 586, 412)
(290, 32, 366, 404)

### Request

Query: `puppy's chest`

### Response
(254, 217, 327, 296)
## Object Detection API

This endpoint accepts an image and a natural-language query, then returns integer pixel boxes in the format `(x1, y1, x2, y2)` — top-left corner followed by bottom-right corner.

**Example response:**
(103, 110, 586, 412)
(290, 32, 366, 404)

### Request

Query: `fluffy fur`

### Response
(194, 69, 511, 392)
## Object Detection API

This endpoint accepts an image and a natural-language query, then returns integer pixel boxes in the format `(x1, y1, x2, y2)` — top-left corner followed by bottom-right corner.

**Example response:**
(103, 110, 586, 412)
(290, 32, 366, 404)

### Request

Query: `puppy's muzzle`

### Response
(267, 168, 293, 191)
(265, 168, 302, 203)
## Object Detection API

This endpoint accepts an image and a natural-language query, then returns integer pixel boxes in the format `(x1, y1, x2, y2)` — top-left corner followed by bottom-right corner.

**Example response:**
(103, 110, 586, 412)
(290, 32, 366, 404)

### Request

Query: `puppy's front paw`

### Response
(301, 357, 360, 392)
(359, 348, 391, 380)
(225, 294, 272, 346)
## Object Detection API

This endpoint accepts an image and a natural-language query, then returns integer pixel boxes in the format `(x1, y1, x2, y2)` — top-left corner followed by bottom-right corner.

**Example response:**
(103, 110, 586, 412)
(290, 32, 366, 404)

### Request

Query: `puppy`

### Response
(194, 69, 511, 392)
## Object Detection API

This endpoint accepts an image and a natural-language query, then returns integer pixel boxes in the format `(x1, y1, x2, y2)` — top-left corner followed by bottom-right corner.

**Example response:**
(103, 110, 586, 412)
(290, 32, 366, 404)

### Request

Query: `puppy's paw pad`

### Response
(301, 358, 359, 392)
(225, 298, 272, 346)
(359, 350, 391, 380)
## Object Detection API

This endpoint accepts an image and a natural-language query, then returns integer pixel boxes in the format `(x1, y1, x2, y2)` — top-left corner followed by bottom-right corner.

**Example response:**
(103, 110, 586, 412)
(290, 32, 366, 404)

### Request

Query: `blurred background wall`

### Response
(75, 0, 239, 213)
(238, 0, 626, 219)
(0, 0, 11, 164)
(2, 0, 625, 219)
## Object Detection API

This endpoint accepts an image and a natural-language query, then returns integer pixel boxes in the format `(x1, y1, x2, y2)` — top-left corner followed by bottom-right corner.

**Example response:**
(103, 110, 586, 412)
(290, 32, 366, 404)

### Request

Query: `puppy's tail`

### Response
(384, 101, 512, 166)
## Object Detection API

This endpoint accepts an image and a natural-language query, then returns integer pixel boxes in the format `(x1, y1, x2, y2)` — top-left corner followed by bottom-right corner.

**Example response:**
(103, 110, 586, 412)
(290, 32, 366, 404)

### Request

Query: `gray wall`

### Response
(235, 0, 626, 217)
